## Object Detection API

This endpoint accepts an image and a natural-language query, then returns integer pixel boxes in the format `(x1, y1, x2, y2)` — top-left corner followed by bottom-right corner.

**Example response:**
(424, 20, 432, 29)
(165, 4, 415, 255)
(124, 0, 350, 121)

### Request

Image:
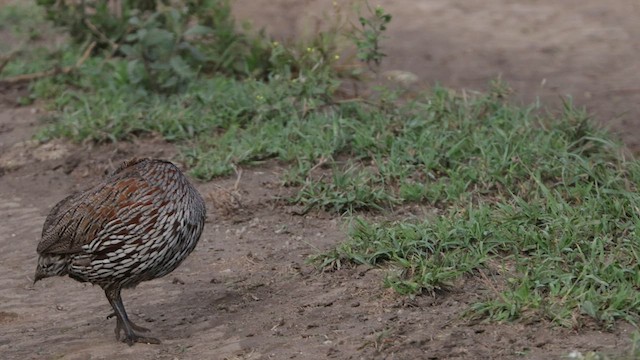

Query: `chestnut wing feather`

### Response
(36, 176, 152, 255)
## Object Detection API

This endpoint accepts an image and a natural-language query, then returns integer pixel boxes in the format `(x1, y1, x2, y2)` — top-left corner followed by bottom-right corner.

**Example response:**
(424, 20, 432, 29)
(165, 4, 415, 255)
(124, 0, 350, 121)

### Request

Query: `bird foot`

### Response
(113, 319, 161, 345)
(104, 289, 162, 346)
(108, 312, 151, 333)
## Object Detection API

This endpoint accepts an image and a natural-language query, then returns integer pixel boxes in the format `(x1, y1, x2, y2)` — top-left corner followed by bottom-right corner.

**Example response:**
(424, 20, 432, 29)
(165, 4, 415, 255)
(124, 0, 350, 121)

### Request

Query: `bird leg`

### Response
(104, 287, 160, 346)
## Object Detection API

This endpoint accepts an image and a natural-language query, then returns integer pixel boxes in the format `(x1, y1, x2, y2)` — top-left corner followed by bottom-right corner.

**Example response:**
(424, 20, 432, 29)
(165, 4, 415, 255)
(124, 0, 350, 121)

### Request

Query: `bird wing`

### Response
(36, 175, 155, 255)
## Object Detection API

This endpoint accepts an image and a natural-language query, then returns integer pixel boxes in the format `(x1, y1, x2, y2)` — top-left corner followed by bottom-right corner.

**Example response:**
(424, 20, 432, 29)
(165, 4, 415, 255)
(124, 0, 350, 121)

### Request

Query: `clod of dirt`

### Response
(207, 186, 251, 220)
(0, 311, 19, 324)
(61, 153, 82, 174)
(383, 70, 419, 87)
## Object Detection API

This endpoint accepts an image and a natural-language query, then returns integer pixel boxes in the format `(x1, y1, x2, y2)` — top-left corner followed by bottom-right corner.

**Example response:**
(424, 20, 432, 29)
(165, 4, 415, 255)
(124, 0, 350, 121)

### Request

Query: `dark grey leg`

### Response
(104, 286, 160, 345)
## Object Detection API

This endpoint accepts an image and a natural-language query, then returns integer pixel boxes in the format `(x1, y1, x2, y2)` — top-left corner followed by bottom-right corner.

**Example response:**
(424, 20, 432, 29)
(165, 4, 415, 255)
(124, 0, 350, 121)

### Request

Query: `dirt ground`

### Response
(2, 1, 640, 359)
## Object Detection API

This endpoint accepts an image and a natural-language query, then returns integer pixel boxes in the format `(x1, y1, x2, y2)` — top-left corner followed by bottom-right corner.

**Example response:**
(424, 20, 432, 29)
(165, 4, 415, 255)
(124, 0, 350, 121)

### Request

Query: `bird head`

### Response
(34, 255, 68, 284)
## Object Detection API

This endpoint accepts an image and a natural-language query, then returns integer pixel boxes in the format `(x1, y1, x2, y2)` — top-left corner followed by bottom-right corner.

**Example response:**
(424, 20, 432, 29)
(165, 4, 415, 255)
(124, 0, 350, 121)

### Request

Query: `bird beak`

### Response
(33, 266, 44, 285)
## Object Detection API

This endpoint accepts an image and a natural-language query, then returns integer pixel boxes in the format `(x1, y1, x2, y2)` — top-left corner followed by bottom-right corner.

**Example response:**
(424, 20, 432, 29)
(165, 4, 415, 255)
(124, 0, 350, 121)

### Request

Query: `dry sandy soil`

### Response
(1, 1, 640, 359)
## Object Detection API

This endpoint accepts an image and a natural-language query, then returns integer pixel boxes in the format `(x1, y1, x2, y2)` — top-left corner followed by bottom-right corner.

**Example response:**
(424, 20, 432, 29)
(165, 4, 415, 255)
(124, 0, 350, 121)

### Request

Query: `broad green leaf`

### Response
(184, 25, 214, 37)
(170, 56, 194, 78)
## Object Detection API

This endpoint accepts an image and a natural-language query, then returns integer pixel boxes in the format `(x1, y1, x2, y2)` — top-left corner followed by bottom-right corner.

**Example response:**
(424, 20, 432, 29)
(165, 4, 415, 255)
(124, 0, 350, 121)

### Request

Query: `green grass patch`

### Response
(311, 89, 640, 327)
(0, 0, 74, 107)
(0, 1, 46, 40)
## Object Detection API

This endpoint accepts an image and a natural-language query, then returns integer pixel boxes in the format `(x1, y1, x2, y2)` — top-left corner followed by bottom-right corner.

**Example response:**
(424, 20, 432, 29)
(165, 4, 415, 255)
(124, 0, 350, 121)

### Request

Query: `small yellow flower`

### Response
(272, 41, 279, 47)
(334, 54, 340, 60)
(306, 47, 313, 53)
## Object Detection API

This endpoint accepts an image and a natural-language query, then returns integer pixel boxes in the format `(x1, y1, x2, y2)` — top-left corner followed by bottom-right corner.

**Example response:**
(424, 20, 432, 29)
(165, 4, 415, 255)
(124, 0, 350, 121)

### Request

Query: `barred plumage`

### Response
(34, 158, 206, 345)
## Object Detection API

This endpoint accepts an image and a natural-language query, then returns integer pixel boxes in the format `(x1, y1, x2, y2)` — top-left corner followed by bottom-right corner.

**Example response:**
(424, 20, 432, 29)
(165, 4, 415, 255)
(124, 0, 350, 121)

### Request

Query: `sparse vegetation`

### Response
(3, 0, 640, 354)
(351, 2, 392, 68)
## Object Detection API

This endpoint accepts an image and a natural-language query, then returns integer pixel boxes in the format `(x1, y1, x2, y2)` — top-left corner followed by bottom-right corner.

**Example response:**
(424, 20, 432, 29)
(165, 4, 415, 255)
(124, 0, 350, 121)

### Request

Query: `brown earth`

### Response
(1, 1, 640, 359)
